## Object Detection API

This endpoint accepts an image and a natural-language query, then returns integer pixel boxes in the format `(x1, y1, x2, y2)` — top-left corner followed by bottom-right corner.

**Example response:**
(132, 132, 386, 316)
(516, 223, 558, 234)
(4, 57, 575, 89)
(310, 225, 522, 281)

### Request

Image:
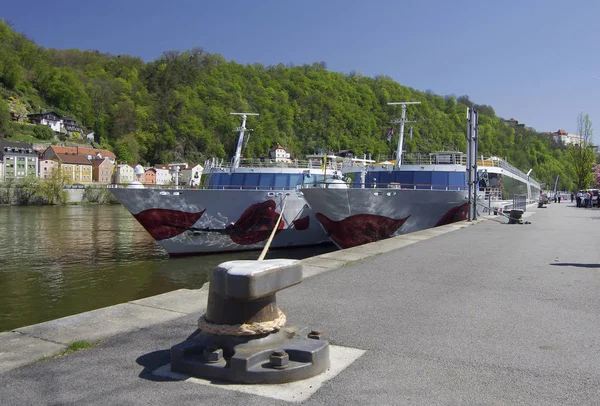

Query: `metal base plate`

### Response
(171, 326, 330, 384)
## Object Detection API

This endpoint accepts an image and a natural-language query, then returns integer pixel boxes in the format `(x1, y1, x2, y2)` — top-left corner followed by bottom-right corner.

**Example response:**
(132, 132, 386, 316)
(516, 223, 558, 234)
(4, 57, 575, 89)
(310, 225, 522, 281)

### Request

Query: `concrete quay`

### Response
(2, 201, 600, 405)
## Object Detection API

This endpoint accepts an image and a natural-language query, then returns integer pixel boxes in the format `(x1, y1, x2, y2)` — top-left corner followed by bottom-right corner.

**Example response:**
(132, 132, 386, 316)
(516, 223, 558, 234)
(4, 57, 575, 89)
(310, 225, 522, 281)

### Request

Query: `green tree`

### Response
(568, 113, 595, 190)
(39, 165, 69, 205)
(32, 124, 55, 140)
(0, 100, 12, 138)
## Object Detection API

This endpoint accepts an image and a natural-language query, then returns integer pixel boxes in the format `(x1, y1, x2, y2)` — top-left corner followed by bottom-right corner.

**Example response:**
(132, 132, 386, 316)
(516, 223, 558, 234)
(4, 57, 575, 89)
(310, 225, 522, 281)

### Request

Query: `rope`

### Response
(197, 308, 286, 336)
(257, 196, 288, 261)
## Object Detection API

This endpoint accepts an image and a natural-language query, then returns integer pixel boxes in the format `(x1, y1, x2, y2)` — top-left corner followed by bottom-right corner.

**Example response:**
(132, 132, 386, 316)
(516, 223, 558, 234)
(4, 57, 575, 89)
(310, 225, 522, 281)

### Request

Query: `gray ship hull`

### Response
(110, 188, 330, 255)
(300, 188, 470, 249)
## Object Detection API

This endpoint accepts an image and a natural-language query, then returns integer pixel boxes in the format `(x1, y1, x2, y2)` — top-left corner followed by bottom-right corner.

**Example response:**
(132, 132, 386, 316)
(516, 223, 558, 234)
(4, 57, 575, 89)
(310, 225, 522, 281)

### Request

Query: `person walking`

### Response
(571, 192, 574, 203)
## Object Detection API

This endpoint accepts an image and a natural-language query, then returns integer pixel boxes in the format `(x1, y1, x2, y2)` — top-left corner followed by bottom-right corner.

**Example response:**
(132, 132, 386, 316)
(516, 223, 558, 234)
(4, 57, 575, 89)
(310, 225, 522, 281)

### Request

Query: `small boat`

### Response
(110, 113, 340, 255)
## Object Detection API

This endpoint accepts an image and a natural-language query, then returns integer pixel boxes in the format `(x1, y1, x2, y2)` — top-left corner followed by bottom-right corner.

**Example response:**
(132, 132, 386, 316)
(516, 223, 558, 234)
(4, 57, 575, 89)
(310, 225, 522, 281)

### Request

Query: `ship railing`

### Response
(478, 157, 541, 188)
(109, 183, 307, 191)
(204, 158, 343, 171)
(304, 182, 469, 191)
(345, 153, 469, 167)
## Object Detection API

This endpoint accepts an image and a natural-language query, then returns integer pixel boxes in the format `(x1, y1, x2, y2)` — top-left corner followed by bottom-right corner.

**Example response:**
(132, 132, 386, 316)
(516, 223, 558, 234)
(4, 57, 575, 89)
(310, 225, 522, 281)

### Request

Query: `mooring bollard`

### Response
(170, 259, 330, 384)
(508, 209, 524, 224)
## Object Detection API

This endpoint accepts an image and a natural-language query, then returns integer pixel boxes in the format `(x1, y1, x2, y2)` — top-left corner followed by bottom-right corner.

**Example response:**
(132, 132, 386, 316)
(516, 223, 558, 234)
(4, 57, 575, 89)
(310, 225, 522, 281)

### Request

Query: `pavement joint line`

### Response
(127, 302, 191, 314)
(9, 330, 68, 347)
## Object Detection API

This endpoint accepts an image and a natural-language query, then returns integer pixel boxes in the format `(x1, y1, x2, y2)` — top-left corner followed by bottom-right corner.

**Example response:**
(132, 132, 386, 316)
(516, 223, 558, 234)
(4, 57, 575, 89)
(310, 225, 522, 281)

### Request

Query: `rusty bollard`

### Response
(170, 259, 330, 384)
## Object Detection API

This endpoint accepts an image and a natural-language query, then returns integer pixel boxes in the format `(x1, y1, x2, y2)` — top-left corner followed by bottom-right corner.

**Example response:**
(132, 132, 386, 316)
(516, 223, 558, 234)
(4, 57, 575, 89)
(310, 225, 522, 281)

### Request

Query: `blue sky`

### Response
(3, 0, 600, 136)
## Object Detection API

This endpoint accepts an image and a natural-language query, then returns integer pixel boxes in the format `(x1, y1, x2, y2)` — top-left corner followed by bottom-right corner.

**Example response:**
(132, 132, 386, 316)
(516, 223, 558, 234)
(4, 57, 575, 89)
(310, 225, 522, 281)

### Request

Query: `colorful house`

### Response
(143, 168, 156, 185)
(39, 159, 59, 179)
(42, 146, 117, 164)
(0, 141, 39, 180)
(55, 153, 93, 184)
(115, 164, 134, 184)
(92, 158, 115, 184)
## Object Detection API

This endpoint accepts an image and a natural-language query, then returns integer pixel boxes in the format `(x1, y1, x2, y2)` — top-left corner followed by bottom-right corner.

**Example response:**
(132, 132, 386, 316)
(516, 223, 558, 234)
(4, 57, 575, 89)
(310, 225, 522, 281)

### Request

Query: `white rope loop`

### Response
(197, 308, 286, 336)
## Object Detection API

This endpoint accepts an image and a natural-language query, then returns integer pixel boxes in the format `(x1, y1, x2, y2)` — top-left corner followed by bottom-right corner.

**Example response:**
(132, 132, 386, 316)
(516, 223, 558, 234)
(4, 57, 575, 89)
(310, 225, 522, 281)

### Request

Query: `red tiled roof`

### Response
(91, 158, 113, 167)
(55, 153, 92, 165)
(47, 145, 116, 159)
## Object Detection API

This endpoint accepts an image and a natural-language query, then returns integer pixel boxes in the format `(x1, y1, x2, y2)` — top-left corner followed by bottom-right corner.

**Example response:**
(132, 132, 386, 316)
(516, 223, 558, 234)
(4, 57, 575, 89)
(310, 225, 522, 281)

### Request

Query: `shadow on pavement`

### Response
(550, 263, 600, 268)
(136, 329, 201, 381)
(136, 349, 174, 381)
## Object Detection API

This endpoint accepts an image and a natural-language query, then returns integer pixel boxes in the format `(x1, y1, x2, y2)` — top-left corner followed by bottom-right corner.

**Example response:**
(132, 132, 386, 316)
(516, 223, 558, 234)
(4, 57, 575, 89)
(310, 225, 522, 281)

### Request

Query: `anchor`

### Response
(170, 258, 330, 384)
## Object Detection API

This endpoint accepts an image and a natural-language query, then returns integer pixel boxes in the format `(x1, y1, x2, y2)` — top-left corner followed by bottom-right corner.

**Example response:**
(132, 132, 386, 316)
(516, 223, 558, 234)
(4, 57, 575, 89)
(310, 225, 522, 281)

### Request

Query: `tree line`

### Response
(0, 19, 583, 191)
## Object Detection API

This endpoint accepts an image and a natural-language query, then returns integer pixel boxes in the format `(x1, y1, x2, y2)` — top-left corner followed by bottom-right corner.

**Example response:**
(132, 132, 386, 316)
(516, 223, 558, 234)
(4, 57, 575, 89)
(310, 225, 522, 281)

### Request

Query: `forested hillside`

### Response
(0, 19, 576, 190)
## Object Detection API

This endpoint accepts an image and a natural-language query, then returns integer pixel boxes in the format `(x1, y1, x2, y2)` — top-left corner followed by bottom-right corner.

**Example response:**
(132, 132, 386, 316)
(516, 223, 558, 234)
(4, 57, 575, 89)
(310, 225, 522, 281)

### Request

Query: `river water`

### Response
(0, 205, 335, 332)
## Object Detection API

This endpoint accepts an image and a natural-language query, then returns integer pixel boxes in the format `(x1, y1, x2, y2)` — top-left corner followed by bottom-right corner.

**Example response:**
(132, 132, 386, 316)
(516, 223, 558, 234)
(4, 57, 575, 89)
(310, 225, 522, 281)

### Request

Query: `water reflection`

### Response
(0, 205, 335, 332)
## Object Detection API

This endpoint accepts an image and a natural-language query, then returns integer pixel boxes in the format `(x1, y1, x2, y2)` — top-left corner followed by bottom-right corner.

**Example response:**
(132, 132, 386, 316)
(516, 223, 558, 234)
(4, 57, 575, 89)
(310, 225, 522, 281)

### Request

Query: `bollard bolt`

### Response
(307, 330, 322, 340)
(269, 350, 289, 369)
(203, 347, 223, 363)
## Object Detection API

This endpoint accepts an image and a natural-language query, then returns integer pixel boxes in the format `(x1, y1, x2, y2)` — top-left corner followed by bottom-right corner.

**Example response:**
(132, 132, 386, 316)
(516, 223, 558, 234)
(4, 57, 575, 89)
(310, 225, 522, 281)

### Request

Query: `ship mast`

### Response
(388, 102, 421, 168)
(230, 112, 259, 169)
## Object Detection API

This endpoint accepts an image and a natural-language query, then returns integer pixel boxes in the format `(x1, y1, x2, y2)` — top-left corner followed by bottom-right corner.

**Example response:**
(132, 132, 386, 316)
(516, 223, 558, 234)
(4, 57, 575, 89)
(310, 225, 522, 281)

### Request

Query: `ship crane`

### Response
(230, 112, 259, 169)
(388, 102, 421, 168)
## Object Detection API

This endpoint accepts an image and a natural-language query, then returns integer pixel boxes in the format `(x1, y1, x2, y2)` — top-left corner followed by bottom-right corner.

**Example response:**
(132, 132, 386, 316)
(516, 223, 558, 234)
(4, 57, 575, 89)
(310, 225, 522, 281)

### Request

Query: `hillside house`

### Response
(269, 143, 291, 162)
(551, 129, 582, 146)
(27, 111, 86, 136)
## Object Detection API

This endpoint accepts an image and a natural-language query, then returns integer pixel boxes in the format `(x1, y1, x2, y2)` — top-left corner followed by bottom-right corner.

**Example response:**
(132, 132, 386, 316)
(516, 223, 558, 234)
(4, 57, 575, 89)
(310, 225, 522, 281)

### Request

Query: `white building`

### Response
(552, 129, 583, 146)
(115, 164, 135, 184)
(155, 168, 171, 185)
(180, 164, 203, 187)
(27, 111, 63, 132)
(269, 143, 291, 162)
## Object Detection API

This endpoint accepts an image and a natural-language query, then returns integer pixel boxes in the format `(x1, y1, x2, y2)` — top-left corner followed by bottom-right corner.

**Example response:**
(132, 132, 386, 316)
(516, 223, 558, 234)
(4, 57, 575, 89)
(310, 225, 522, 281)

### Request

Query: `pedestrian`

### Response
(558, 194, 561, 203)
(554, 192, 558, 203)
(577, 191, 582, 207)
(571, 193, 574, 203)
(585, 192, 590, 208)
